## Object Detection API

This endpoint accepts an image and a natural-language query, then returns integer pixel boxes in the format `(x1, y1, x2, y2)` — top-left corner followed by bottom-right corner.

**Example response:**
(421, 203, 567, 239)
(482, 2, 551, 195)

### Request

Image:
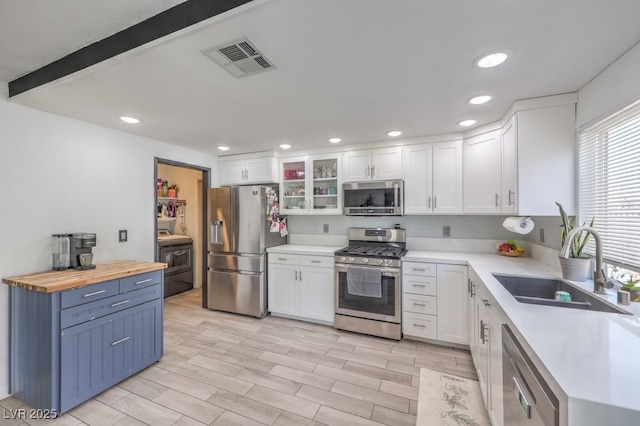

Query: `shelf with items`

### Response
(280, 154, 341, 215)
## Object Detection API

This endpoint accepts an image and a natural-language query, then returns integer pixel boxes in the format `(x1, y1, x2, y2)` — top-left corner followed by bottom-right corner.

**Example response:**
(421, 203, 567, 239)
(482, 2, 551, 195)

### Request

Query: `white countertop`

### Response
(267, 244, 342, 256)
(404, 250, 640, 423)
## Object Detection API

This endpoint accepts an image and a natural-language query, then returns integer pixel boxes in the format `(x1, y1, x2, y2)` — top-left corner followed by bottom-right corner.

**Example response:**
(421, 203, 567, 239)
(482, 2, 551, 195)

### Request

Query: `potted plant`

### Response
(556, 202, 594, 281)
(621, 276, 640, 302)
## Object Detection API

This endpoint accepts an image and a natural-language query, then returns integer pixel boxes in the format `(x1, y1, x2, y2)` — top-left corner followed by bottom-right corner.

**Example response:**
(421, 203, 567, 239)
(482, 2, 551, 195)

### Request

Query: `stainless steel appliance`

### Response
(157, 229, 193, 298)
(52, 233, 96, 270)
(207, 186, 286, 318)
(334, 227, 406, 340)
(502, 325, 558, 426)
(343, 180, 403, 216)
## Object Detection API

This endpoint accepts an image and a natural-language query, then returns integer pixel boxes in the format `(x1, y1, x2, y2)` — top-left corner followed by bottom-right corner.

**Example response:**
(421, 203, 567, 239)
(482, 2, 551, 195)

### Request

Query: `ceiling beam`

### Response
(8, 0, 253, 97)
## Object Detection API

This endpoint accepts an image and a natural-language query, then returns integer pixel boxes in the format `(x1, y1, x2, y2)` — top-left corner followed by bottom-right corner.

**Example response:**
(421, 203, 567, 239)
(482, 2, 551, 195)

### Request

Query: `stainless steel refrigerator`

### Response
(206, 186, 286, 317)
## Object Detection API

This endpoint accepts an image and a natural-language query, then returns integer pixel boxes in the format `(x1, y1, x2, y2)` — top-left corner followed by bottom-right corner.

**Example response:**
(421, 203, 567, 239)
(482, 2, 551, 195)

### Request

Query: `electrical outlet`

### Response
(443, 226, 451, 237)
(323, 224, 329, 234)
(540, 228, 545, 243)
(119, 230, 128, 242)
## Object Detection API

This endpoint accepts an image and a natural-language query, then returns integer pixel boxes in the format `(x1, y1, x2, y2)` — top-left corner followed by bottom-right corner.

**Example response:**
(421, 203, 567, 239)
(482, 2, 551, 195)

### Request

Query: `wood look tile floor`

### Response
(0, 288, 477, 425)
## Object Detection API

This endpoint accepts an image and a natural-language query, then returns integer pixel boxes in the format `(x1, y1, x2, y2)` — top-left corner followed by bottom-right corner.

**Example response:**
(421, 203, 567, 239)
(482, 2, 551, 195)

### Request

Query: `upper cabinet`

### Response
(219, 155, 278, 185)
(510, 103, 576, 215)
(404, 141, 463, 214)
(463, 130, 502, 214)
(342, 147, 402, 182)
(462, 96, 576, 216)
(280, 154, 341, 215)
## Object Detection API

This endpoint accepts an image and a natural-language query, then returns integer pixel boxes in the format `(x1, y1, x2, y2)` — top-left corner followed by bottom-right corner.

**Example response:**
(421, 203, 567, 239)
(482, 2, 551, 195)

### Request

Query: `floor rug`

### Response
(416, 368, 491, 426)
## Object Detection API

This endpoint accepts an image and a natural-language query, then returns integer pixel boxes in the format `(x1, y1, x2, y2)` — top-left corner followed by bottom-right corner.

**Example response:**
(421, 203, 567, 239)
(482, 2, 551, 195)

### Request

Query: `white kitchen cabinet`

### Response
(404, 141, 463, 214)
(501, 101, 576, 215)
(280, 154, 341, 215)
(268, 253, 334, 324)
(468, 270, 505, 426)
(342, 147, 402, 182)
(501, 117, 518, 215)
(402, 261, 467, 344)
(219, 155, 278, 185)
(436, 264, 468, 345)
(463, 130, 502, 214)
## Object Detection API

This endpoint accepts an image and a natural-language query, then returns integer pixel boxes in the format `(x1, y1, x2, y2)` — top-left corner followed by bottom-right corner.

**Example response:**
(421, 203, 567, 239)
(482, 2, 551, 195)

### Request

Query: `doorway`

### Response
(154, 158, 210, 303)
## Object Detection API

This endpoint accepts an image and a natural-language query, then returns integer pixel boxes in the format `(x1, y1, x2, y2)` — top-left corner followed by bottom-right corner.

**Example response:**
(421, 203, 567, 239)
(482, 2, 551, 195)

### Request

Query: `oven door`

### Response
(159, 243, 192, 275)
(334, 263, 401, 323)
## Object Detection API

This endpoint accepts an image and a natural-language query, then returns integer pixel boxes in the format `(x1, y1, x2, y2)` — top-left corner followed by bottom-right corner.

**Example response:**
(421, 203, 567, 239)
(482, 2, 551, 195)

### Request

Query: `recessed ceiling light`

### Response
(120, 116, 140, 124)
(217, 146, 230, 151)
(468, 95, 492, 105)
(280, 144, 291, 149)
(328, 138, 341, 143)
(475, 51, 509, 68)
(459, 119, 477, 127)
(387, 131, 402, 137)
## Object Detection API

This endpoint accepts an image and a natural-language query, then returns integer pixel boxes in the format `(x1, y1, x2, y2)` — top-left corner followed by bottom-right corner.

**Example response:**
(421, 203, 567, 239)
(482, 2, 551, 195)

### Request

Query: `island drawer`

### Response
(119, 271, 162, 293)
(61, 283, 161, 329)
(61, 280, 119, 309)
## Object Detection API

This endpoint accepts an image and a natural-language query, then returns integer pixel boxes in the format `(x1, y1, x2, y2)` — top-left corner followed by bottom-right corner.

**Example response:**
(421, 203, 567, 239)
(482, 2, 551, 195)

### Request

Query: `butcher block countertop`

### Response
(2, 260, 167, 293)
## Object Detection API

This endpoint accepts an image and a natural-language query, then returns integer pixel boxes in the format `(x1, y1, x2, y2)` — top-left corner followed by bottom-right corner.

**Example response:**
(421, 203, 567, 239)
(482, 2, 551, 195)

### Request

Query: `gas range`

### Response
(334, 227, 406, 268)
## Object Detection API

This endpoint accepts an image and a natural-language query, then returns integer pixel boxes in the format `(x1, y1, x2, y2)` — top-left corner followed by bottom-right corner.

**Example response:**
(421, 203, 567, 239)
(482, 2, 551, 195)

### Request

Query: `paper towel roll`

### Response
(502, 217, 535, 234)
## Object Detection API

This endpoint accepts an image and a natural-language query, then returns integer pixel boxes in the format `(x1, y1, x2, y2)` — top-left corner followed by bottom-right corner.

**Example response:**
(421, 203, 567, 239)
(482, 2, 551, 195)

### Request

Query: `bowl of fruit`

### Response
(497, 240, 525, 257)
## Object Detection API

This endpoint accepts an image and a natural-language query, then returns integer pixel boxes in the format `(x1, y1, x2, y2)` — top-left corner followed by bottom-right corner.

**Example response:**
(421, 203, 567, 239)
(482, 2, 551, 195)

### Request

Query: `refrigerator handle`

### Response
(211, 221, 224, 245)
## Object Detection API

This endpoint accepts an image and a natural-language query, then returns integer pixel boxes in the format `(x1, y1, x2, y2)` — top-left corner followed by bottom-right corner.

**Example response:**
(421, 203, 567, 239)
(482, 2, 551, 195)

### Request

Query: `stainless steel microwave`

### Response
(343, 180, 403, 216)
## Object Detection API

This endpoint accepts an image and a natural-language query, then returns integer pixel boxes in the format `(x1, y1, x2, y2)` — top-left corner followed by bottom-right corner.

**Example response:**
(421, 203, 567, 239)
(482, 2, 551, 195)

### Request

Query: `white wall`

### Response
(577, 41, 640, 128)
(0, 100, 218, 399)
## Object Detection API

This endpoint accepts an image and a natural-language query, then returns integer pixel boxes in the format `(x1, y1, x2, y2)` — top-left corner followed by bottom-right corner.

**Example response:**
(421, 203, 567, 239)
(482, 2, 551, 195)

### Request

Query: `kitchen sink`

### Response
(492, 274, 631, 315)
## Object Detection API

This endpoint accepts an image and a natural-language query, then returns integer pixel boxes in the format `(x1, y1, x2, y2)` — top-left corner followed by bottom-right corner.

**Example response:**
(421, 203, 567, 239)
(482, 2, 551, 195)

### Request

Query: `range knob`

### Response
(340, 256, 346, 262)
(385, 259, 393, 266)
(376, 259, 383, 265)
(348, 257, 355, 263)
(362, 258, 369, 264)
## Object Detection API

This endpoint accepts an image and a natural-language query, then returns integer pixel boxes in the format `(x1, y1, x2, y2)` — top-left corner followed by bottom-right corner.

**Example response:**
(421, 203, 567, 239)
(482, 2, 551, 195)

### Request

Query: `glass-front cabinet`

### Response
(281, 154, 341, 215)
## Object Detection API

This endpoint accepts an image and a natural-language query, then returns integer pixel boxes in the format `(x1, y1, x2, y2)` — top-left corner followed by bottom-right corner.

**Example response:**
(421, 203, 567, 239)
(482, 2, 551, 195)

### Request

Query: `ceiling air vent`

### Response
(201, 37, 275, 78)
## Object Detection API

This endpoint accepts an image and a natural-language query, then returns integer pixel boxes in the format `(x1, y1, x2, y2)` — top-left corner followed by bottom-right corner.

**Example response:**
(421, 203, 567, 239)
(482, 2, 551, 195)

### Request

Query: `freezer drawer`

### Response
(208, 253, 264, 272)
(207, 269, 266, 318)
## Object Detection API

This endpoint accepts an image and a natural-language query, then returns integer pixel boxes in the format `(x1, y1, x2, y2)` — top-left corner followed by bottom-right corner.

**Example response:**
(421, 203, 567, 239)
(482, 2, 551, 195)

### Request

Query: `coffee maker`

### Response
(52, 233, 97, 270)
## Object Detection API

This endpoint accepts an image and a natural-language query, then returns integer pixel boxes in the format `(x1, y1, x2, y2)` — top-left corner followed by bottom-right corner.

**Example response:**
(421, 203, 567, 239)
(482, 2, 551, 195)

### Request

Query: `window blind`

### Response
(579, 98, 640, 270)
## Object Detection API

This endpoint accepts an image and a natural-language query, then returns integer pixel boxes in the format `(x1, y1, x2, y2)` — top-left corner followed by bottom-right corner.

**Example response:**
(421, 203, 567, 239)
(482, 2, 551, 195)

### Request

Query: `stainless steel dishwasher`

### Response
(502, 325, 559, 426)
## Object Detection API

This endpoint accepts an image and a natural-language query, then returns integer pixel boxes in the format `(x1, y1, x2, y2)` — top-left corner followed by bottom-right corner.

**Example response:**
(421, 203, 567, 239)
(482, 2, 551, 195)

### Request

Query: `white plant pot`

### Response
(558, 257, 592, 282)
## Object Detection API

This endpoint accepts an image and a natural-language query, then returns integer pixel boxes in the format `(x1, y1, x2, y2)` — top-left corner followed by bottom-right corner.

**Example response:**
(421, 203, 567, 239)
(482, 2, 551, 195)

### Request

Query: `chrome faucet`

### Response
(558, 226, 613, 294)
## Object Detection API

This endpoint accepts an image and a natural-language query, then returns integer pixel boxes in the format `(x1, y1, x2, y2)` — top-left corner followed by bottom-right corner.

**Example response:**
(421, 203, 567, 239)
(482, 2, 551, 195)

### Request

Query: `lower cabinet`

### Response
(468, 268, 505, 426)
(268, 253, 334, 324)
(9, 271, 164, 414)
(402, 261, 468, 345)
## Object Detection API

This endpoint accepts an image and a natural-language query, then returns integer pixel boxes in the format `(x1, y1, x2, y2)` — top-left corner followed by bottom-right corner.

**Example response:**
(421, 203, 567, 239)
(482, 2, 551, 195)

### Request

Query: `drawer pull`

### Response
(413, 303, 427, 307)
(277, 257, 288, 261)
(83, 290, 106, 298)
(310, 260, 321, 263)
(411, 268, 426, 272)
(135, 278, 152, 285)
(413, 323, 427, 328)
(111, 336, 130, 346)
(110, 299, 130, 307)
(412, 284, 426, 288)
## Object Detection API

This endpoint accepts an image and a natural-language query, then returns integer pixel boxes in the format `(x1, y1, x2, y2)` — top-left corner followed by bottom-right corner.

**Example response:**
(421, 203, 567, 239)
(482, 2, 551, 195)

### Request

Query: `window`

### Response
(579, 98, 640, 275)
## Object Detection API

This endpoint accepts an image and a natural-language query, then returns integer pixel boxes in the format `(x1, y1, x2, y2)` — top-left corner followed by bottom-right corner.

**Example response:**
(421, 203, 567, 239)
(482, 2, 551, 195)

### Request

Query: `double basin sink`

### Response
(492, 274, 630, 315)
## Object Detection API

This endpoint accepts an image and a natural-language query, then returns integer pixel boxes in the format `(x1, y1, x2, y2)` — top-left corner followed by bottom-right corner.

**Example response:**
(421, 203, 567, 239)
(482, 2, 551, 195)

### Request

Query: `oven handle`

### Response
(334, 264, 400, 276)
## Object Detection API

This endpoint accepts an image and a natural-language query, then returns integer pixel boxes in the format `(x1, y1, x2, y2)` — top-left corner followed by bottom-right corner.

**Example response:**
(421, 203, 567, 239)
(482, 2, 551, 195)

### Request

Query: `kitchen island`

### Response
(2, 260, 167, 415)
(404, 251, 640, 426)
